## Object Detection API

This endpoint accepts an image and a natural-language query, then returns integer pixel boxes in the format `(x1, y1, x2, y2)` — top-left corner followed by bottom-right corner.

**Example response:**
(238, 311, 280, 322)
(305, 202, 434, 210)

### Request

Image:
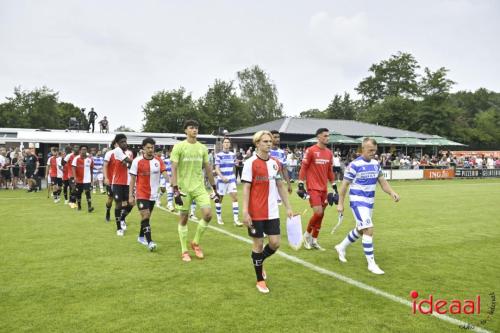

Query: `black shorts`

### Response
(26, 170, 35, 179)
(136, 199, 156, 212)
(112, 184, 129, 202)
(333, 166, 342, 173)
(63, 179, 70, 187)
(51, 178, 63, 186)
(247, 218, 281, 238)
(13, 168, 20, 177)
(106, 185, 113, 197)
(76, 183, 91, 193)
(1, 170, 11, 180)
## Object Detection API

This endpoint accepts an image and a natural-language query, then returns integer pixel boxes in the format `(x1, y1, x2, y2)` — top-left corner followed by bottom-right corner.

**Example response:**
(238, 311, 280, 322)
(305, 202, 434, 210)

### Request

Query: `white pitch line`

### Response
(157, 206, 491, 333)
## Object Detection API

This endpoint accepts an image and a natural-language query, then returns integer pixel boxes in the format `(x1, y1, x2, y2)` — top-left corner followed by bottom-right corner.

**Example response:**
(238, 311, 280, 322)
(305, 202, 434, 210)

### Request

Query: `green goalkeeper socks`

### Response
(193, 220, 208, 245)
(178, 224, 188, 253)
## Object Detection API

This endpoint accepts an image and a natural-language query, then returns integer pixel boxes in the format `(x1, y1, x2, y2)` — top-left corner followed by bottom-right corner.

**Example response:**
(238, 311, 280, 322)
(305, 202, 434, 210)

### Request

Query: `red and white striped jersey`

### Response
(72, 155, 94, 184)
(104, 150, 115, 181)
(241, 155, 282, 221)
(110, 147, 133, 186)
(129, 156, 166, 201)
(63, 153, 76, 180)
(48, 156, 63, 178)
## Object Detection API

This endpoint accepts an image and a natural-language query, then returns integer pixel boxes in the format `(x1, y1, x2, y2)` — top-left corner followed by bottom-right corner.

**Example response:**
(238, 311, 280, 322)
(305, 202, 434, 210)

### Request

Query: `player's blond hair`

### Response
(253, 130, 273, 145)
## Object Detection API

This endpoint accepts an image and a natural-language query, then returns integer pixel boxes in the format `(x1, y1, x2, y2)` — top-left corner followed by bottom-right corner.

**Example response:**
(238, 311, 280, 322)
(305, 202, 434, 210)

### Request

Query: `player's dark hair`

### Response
(270, 130, 280, 135)
(79, 145, 89, 150)
(114, 133, 127, 143)
(183, 119, 199, 129)
(64, 146, 72, 154)
(154, 146, 163, 153)
(223, 137, 231, 143)
(110, 139, 116, 147)
(316, 128, 329, 136)
(142, 137, 156, 147)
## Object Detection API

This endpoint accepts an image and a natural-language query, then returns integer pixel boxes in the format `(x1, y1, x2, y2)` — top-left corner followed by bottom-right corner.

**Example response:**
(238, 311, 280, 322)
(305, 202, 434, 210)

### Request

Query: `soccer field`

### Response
(1, 179, 499, 333)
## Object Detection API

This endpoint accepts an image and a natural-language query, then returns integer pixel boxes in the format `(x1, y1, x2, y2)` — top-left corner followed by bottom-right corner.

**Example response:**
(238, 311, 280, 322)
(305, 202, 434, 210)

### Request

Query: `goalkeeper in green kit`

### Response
(170, 120, 220, 262)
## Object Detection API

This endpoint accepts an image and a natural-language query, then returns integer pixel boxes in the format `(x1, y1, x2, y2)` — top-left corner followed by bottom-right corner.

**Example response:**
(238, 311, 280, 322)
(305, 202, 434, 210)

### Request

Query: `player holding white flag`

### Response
(334, 138, 400, 275)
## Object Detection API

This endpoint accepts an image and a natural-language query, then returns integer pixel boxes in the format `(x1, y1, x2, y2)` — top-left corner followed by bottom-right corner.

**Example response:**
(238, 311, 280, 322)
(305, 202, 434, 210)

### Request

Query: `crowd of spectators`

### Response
(0, 146, 45, 190)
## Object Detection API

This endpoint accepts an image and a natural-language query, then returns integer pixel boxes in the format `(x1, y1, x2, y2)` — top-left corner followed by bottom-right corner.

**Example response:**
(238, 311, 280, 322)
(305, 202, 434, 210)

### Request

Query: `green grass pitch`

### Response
(1, 179, 499, 332)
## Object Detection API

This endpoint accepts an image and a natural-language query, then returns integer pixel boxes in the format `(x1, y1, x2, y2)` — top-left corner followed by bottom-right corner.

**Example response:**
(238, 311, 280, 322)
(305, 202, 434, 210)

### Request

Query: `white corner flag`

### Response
(286, 215, 303, 250)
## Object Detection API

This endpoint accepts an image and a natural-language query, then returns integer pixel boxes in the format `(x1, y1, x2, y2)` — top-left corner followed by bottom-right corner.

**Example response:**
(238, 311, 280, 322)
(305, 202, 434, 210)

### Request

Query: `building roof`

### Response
(229, 117, 436, 139)
(0, 128, 217, 146)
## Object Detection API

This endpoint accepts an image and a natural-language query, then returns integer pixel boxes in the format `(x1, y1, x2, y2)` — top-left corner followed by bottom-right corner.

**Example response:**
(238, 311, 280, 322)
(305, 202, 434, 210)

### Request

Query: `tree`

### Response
(299, 108, 326, 118)
(142, 88, 200, 133)
(324, 93, 358, 120)
(360, 96, 417, 130)
(237, 65, 283, 122)
(0, 86, 68, 129)
(197, 79, 249, 133)
(356, 52, 420, 105)
(114, 125, 135, 132)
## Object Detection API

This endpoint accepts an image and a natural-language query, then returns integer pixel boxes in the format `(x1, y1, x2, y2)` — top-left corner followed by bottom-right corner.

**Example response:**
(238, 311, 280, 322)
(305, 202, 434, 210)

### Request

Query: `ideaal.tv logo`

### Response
(410, 291, 496, 330)
(410, 291, 480, 315)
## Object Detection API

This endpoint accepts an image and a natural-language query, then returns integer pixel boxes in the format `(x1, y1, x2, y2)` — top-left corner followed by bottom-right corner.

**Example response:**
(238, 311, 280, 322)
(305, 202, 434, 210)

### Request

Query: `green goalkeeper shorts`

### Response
(178, 186, 211, 212)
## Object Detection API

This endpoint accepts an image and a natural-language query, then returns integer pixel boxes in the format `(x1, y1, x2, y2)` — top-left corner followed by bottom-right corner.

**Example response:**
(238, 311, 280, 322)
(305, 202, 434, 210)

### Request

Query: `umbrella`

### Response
(356, 136, 398, 145)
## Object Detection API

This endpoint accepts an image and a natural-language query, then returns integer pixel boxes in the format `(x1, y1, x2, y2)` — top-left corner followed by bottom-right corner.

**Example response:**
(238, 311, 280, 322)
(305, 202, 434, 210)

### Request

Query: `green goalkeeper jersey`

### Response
(170, 140, 209, 192)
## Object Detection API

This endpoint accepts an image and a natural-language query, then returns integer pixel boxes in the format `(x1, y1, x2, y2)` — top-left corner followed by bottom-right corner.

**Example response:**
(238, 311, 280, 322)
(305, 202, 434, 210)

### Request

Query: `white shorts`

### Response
(351, 205, 374, 230)
(93, 173, 103, 181)
(216, 180, 237, 195)
(160, 177, 171, 189)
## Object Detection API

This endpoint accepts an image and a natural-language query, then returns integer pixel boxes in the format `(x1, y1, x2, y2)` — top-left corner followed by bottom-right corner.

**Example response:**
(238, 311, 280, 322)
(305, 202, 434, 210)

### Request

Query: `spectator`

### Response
(475, 155, 484, 169)
(11, 152, 21, 189)
(87, 107, 98, 133)
(486, 156, 494, 169)
(235, 150, 244, 182)
(332, 152, 342, 180)
(98, 116, 109, 133)
(286, 151, 298, 181)
(495, 157, 500, 168)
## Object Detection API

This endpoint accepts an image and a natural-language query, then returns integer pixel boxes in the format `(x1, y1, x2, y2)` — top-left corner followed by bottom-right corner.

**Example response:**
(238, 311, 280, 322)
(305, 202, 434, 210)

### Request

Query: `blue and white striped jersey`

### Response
(93, 156, 104, 174)
(159, 155, 172, 181)
(270, 148, 287, 167)
(344, 156, 382, 209)
(215, 151, 236, 183)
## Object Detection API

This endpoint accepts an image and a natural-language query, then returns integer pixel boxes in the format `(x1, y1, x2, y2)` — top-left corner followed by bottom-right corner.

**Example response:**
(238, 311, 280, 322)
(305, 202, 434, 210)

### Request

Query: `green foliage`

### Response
(299, 108, 327, 118)
(197, 79, 250, 133)
(237, 65, 283, 122)
(356, 52, 420, 105)
(114, 125, 135, 132)
(142, 88, 199, 133)
(0, 87, 83, 129)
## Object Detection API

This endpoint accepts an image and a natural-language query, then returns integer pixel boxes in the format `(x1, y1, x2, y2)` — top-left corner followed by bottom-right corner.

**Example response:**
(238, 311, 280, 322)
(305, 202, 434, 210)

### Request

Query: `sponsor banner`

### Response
(381, 169, 392, 180)
(455, 168, 500, 178)
(391, 169, 424, 180)
(423, 169, 455, 179)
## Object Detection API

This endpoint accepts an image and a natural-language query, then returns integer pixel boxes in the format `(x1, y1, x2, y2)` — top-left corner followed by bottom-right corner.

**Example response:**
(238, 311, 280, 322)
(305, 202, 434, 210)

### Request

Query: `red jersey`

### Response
(242, 155, 282, 221)
(110, 147, 133, 186)
(299, 144, 335, 192)
(48, 156, 63, 178)
(130, 156, 166, 201)
(63, 153, 76, 180)
(104, 150, 115, 181)
(72, 155, 94, 184)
